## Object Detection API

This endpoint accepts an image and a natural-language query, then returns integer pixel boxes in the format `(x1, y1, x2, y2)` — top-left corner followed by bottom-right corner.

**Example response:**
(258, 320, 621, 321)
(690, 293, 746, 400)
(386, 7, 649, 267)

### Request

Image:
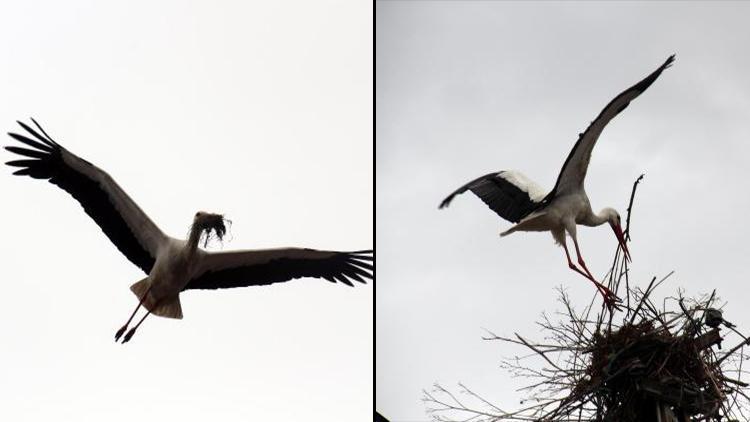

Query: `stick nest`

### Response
(424, 176, 750, 422)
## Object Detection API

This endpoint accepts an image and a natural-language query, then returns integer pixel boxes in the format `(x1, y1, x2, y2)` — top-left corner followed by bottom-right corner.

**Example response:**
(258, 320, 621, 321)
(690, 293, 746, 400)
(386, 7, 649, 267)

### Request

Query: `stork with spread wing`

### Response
(6, 120, 372, 343)
(440, 55, 674, 307)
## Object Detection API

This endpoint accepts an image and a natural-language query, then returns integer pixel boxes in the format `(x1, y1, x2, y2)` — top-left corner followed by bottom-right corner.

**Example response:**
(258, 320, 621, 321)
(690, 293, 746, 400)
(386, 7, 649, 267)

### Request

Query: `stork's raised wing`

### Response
(185, 248, 373, 290)
(549, 55, 674, 197)
(5, 119, 166, 274)
(439, 170, 547, 223)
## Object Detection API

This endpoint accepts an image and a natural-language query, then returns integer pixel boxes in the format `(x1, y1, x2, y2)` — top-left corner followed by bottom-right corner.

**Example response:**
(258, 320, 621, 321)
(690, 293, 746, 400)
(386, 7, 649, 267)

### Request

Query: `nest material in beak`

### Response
(192, 213, 229, 247)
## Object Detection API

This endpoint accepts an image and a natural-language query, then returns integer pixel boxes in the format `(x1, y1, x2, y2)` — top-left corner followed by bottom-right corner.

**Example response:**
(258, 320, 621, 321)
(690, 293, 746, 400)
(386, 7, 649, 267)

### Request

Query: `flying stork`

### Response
(5, 119, 373, 343)
(439, 55, 674, 306)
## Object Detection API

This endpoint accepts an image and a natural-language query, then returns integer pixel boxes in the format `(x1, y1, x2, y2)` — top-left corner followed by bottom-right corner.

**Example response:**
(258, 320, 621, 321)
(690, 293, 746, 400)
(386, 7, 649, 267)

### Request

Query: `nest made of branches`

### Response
(424, 176, 750, 422)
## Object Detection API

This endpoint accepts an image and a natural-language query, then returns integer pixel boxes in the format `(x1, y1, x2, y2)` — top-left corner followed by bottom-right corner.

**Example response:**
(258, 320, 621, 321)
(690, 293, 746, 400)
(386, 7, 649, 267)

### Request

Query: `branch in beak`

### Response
(611, 223, 631, 262)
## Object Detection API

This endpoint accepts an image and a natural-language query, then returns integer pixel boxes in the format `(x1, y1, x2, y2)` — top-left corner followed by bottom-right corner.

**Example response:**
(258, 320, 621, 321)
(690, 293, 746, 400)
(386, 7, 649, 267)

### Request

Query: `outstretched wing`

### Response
(550, 55, 674, 197)
(5, 119, 166, 273)
(185, 248, 373, 290)
(439, 170, 548, 223)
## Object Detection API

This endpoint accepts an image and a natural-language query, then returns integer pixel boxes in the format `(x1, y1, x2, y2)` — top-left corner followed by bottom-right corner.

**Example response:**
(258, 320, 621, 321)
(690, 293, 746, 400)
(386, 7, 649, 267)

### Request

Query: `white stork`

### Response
(6, 120, 373, 343)
(439, 55, 674, 306)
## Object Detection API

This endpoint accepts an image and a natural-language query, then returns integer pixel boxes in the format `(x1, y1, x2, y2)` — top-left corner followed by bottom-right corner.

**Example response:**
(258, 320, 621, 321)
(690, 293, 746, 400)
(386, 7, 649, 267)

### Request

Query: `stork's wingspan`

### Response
(439, 170, 547, 223)
(185, 248, 373, 290)
(549, 55, 674, 197)
(5, 119, 166, 274)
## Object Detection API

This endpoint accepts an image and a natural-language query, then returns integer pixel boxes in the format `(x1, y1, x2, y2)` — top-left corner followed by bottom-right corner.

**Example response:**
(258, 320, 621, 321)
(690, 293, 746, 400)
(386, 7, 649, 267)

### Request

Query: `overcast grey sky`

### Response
(377, 2, 750, 421)
(0, 1, 371, 421)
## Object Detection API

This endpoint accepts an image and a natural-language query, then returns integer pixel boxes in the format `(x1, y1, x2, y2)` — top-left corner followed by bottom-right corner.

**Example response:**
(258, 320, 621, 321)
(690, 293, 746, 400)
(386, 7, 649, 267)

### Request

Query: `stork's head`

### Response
(604, 208, 631, 262)
(192, 211, 228, 247)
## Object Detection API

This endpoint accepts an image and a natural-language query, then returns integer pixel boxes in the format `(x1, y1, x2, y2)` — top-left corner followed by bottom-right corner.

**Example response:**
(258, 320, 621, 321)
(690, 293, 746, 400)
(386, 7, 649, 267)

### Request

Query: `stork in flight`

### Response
(439, 55, 674, 307)
(6, 120, 373, 343)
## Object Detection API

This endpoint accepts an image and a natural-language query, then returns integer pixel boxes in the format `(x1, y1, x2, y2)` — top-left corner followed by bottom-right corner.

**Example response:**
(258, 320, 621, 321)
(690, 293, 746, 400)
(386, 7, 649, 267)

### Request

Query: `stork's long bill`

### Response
(610, 222, 631, 262)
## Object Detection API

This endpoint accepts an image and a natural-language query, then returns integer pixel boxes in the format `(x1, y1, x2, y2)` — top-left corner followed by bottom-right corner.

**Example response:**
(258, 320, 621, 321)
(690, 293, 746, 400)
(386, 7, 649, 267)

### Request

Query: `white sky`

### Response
(377, 2, 750, 421)
(0, 1, 372, 421)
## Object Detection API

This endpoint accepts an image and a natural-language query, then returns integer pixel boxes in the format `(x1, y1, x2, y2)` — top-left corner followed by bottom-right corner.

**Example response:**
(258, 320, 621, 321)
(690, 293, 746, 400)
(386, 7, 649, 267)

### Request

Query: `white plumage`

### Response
(500, 170, 547, 202)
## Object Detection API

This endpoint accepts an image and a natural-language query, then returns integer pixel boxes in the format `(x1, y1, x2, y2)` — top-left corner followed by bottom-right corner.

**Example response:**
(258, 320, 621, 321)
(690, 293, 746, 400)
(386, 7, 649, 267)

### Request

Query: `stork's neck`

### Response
(582, 209, 611, 227)
(186, 225, 202, 254)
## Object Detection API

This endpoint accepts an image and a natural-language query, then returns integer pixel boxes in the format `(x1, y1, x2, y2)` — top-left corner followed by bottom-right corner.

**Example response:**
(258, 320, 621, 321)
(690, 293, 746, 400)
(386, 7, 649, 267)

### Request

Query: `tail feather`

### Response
(152, 297, 183, 320)
(130, 277, 151, 302)
(500, 210, 550, 237)
(129, 278, 183, 320)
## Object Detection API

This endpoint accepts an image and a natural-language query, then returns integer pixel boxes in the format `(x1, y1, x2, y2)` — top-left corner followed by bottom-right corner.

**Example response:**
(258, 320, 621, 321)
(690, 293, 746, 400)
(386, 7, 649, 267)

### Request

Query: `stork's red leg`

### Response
(562, 242, 609, 299)
(564, 240, 619, 308)
(572, 238, 620, 308)
(115, 285, 152, 342)
(571, 238, 599, 282)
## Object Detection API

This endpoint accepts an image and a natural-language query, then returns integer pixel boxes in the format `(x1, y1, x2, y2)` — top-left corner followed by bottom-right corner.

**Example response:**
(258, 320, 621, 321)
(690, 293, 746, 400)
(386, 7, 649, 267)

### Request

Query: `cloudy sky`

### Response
(0, 1, 371, 421)
(377, 2, 750, 421)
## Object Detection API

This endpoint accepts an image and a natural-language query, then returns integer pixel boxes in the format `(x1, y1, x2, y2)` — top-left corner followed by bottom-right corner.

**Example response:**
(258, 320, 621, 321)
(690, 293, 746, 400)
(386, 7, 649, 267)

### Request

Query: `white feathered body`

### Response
(130, 237, 203, 320)
(501, 189, 604, 247)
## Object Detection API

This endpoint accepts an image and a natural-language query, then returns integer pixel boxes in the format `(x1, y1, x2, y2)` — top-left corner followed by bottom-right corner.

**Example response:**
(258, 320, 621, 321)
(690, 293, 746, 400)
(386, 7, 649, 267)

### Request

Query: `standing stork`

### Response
(439, 55, 674, 306)
(5, 119, 373, 343)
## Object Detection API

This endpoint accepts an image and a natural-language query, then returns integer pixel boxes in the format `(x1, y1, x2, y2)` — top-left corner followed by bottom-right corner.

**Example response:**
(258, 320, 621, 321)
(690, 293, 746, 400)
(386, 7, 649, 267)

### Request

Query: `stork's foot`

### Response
(598, 285, 622, 311)
(115, 325, 128, 342)
(566, 259, 622, 310)
(602, 294, 619, 311)
(585, 275, 621, 311)
(122, 328, 137, 344)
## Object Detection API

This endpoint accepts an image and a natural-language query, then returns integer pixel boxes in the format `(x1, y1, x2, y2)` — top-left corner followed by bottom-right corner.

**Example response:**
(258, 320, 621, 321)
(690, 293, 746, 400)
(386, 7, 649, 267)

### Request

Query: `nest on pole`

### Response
(424, 176, 750, 422)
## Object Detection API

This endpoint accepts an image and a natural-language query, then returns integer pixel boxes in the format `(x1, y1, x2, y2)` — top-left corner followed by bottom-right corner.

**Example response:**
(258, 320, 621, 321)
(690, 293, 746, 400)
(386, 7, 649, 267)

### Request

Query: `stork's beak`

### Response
(611, 223, 631, 262)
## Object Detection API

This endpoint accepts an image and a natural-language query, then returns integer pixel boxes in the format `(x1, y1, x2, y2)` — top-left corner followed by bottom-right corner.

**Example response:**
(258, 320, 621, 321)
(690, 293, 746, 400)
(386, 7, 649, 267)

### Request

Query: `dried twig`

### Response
(624, 173, 644, 241)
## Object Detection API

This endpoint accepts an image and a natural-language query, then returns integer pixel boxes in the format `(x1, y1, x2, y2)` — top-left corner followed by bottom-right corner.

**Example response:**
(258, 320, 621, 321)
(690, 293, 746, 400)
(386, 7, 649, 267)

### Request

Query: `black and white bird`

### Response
(439, 55, 674, 306)
(6, 120, 373, 343)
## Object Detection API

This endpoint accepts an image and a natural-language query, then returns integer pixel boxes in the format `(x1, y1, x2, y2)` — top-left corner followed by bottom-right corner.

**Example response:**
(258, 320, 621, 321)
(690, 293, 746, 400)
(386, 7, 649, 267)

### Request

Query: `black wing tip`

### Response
(649, 54, 676, 78)
(12, 168, 31, 176)
(664, 54, 676, 68)
(342, 250, 373, 285)
(628, 54, 676, 96)
(7, 132, 30, 142)
(347, 250, 373, 261)
(29, 117, 58, 146)
(5, 128, 57, 177)
(440, 171, 505, 211)
(348, 249, 372, 254)
(339, 277, 355, 287)
(6, 159, 40, 167)
(13, 118, 58, 148)
(339, 275, 369, 287)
